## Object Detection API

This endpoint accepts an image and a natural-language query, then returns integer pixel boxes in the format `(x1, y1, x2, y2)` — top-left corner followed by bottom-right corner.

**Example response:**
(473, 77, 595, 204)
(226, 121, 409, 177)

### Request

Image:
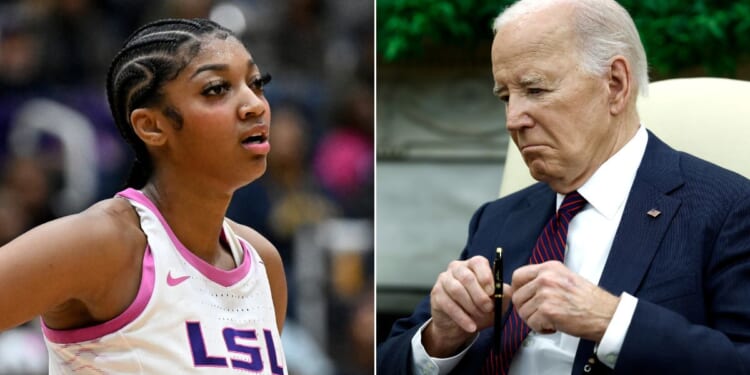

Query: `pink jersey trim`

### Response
(116, 188, 251, 287)
(42, 246, 155, 344)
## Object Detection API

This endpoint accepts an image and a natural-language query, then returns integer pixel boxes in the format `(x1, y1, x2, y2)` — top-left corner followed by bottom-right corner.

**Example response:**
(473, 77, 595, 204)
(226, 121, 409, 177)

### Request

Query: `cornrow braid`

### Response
(106, 18, 233, 188)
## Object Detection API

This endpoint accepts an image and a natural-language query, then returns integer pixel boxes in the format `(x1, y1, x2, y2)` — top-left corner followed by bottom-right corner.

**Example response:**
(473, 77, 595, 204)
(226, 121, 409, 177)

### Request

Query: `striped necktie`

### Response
(483, 191, 587, 374)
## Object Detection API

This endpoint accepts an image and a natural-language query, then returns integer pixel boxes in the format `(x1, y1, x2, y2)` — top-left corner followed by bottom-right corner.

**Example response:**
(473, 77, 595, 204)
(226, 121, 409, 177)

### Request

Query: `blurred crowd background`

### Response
(0, 0, 373, 374)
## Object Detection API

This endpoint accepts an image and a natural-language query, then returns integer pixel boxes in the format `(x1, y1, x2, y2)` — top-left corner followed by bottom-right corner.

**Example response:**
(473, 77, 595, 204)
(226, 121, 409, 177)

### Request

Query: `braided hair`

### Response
(106, 18, 234, 188)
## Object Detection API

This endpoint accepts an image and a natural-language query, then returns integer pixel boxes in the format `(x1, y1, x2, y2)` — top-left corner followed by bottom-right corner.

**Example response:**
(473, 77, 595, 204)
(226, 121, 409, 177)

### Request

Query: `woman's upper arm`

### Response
(228, 220, 288, 333)
(0, 203, 135, 331)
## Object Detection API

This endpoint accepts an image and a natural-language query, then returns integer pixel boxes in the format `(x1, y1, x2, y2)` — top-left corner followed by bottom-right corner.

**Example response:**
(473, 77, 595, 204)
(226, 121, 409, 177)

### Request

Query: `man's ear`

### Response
(130, 108, 167, 146)
(607, 55, 632, 115)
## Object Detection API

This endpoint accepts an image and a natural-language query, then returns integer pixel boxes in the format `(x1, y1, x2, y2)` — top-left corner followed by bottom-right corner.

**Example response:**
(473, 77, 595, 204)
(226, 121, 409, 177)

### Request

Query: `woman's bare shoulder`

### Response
(10, 197, 142, 253)
(51, 197, 144, 249)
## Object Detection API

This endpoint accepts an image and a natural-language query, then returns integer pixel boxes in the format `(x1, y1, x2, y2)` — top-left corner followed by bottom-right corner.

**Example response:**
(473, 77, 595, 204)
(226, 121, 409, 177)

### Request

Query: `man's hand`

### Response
(511, 261, 619, 341)
(423, 256, 512, 357)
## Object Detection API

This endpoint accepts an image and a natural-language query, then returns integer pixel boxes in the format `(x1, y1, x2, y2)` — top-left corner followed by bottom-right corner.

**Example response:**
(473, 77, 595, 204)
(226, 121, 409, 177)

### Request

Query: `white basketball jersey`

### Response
(43, 188, 287, 374)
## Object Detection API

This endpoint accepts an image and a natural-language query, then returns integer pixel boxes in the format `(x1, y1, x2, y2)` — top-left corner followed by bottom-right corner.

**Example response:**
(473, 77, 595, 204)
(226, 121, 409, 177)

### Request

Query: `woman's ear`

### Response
(607, 55, 632, 115)
(130, 108, 167, 146)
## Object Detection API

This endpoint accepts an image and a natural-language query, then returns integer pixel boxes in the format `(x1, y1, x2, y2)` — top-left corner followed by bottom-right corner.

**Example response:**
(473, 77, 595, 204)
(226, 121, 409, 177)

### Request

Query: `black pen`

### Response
(493, 247, 503, 353)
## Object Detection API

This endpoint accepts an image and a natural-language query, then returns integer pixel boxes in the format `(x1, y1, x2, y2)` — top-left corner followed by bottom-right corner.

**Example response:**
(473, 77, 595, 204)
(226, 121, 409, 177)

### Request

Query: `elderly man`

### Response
(377, 0, 750, 374)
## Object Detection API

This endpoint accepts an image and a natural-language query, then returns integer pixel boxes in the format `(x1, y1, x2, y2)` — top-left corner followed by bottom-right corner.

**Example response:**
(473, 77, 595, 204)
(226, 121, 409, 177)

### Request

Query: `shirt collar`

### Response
(556, 126, 648, 219)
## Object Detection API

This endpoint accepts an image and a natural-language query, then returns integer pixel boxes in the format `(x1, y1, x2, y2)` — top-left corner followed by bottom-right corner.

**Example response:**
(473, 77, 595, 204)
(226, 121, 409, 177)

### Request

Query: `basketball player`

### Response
(0, 19, 288, 374)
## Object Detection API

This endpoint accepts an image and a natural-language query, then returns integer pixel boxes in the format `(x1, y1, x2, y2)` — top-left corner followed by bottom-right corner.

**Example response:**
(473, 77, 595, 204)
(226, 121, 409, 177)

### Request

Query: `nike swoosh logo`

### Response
(167, 271, 190, 286)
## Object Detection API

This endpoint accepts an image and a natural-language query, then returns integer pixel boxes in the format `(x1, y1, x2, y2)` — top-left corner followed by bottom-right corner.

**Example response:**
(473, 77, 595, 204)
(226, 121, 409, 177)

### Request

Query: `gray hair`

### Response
(493, 0, 649, 96)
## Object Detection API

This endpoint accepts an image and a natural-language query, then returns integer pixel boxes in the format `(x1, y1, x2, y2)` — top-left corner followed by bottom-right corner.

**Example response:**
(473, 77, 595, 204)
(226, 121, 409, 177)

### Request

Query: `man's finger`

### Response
(441, 270, 487, 318)
(432, 288, 478, 332)
(466, 255, 494, 296)
(511, 262, 544, 289)
(454, 258, 493, 312)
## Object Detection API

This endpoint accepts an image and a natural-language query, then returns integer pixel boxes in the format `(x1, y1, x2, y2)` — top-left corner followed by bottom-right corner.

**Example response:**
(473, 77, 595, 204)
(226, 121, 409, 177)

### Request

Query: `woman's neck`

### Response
(141, 178, 235, 269)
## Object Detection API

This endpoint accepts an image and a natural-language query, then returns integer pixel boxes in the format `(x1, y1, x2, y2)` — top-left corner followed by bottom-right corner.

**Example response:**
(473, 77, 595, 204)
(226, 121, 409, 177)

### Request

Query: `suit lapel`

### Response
(598, 132, 684, 296)
(597, 182, 681, 295)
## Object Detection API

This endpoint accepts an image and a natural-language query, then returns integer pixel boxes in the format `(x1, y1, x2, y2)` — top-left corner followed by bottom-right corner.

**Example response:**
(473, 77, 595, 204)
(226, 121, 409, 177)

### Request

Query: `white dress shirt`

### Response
(412, 126, 649, 375)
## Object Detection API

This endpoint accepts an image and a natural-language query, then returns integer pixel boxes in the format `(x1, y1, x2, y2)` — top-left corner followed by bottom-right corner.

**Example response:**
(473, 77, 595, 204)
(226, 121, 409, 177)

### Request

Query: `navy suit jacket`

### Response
(378, 132, 750, 374)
